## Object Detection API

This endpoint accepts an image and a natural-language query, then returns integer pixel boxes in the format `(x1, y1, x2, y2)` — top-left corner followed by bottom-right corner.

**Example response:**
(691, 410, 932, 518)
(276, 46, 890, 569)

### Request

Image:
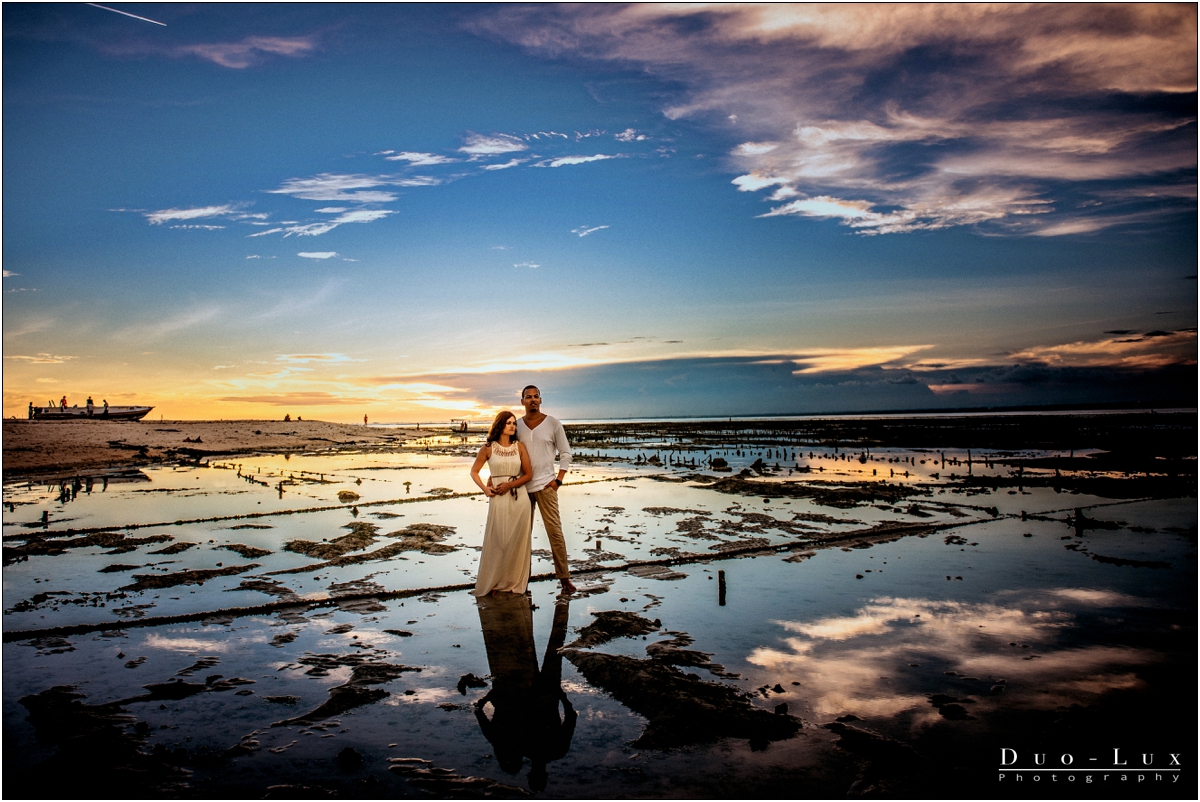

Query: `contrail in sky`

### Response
(87, 3, 166, 26)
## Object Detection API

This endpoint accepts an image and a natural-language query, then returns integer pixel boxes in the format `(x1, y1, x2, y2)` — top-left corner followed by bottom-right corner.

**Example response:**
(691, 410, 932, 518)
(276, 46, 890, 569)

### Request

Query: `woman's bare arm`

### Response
(470, 445, 497, 496)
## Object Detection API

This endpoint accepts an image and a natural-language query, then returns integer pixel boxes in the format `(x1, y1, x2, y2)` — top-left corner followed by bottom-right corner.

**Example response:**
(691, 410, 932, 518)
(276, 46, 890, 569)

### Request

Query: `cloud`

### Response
(169, 224, 225, 230)
(247, 228, 285, 237)
(483, 158, 525, 171)
(383, 151, 457, 165)
(571, 225, 609, 237)
(297, 251, 338, 259)
(538, 154, 617, 168)
(789, 345, 935, 373)
(2, 270, 18, 277)
(474, 5, 1196, 236)
(173, 36, 317, 69)
(514, 262, 540, 269)
(4, 353, 76, 364)
(615, 128, 646, 142)
(219, 392, 370, 406)
(1006, 329, 1197, 369)
(266, 173, 401, 203)
(459, 133, 528, 156)
(145, 204, 239, 225)
(276, 353, 357, 363)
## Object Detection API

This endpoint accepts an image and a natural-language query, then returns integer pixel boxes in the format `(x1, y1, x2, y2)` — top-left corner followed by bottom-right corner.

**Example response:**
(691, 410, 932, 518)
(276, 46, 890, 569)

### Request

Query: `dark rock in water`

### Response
(1088, 552, 1171, 569)
(148, 541, 196, 555)
(273, 659, 419, 726)
(336, 746, 364, 770)
(120, 563, 260, 592)
(387, 759, 528, 797)
(563, 648, 800, 749)
(772, 684, 785, 694)
(15, 685, 191, 797)
(937, 703, 972, 720)
(270, 632, 297, 647)
(141, 679, 208, 701)
(568, 610, 661, 648)
(823, 721, 926, 795)
(264, 695, 301, 705)
(775, 702, 789, 715)
(711, 457, 728, 468)
(98, 563, 142, 573)
(456, 673, 488, 695)
(835, 714, 860, 722)
(383, 629, 414, 638)
(220, 543, 273, 559)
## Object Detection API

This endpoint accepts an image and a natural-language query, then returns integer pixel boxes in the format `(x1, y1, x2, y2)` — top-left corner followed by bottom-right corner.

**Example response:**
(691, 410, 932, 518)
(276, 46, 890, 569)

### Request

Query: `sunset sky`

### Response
(4, 4, 1196, 422)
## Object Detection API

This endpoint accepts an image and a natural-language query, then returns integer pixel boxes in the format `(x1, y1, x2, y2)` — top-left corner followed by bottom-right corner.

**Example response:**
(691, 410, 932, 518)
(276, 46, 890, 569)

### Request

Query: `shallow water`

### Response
(4, 435, 1195, 798)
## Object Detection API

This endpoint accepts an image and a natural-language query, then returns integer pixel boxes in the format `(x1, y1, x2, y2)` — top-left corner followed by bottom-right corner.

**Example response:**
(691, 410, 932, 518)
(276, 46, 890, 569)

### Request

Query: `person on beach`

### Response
(517, 386, 577, 595)
(471, 410, 534, 596)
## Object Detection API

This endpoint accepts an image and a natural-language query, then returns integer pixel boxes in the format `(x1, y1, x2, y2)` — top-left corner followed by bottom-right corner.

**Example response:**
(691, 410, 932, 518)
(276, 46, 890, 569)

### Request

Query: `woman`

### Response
(470, 410, 534, 596)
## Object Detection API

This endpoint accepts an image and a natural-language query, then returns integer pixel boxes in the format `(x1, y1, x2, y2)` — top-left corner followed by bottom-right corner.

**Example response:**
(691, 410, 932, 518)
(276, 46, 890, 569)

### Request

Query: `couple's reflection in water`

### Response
(474, 592, 576, 793)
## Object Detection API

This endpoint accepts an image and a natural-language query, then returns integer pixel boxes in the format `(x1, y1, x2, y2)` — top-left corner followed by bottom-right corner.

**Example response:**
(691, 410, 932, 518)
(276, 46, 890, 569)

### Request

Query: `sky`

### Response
(3, 3, 1196, 422)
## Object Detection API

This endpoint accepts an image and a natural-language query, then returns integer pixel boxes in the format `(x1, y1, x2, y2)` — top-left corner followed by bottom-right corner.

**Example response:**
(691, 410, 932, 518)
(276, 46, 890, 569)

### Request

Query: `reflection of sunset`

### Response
(750, 590, 1160, 724)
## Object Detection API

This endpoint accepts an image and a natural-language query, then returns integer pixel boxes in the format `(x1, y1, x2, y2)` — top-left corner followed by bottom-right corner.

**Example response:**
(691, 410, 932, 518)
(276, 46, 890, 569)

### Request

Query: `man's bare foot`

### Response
(560, 578, 577, 594)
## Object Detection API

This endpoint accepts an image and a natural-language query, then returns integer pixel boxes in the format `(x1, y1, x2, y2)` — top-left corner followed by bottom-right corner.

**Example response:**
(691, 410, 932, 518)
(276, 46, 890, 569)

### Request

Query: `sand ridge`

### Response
(2, 419, 418, 477)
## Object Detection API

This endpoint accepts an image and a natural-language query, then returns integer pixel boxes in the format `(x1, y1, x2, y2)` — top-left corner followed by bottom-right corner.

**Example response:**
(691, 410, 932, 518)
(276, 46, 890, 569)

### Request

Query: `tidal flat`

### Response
(3, 413, 1196, 798)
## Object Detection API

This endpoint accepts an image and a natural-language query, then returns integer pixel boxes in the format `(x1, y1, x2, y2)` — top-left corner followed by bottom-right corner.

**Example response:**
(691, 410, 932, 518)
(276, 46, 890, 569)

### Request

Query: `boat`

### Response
(28, 402, 153, 421)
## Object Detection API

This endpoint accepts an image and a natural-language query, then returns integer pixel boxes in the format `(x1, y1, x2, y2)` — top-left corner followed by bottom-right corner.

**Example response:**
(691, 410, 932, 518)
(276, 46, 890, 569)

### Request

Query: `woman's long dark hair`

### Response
(486, 410, 517, 445)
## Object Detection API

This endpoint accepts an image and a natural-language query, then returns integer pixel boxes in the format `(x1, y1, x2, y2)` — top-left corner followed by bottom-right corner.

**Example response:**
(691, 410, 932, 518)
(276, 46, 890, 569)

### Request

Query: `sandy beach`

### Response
(2, 419, 419, 478)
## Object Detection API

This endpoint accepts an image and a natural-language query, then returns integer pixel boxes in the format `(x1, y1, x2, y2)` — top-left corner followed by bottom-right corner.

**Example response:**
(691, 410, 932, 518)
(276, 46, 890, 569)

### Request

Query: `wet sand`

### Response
(2, 419, 415, 478)
(3, 413, 1196, 798)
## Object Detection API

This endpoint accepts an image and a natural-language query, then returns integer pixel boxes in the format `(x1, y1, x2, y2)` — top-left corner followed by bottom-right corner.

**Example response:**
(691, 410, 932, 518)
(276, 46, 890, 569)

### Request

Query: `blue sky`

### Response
(3, 4, 1196, 421)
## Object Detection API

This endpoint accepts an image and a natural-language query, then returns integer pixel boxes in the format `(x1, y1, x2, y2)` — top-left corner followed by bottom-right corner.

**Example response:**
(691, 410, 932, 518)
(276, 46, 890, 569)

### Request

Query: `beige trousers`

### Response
(529, 484, 570, 579)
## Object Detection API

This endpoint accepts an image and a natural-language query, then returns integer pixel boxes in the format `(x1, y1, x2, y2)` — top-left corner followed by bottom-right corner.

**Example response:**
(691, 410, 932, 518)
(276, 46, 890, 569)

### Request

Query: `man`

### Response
(517, 385, 576, 594)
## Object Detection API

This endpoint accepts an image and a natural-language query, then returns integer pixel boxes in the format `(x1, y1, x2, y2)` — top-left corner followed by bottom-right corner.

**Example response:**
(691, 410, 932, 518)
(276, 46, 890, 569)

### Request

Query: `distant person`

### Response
(102, 399, 109, 417)
(28, 402, 34, 419)
(470, 411, 533, 596)
(60, 395, 67, 409)
(517, 386, 576, 595)
(284, 413, 291, 422)
(86, 397, 94, 416)
(364, 414, 368, 426)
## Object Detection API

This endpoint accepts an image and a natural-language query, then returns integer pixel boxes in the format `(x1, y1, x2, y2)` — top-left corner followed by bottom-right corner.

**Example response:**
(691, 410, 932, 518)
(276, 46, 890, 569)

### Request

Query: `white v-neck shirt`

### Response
(516, 414, 572, 492)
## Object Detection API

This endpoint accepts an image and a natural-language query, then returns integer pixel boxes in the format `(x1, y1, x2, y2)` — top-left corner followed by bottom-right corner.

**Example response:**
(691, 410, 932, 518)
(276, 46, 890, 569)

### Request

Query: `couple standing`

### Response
(469, 385, 577, 596)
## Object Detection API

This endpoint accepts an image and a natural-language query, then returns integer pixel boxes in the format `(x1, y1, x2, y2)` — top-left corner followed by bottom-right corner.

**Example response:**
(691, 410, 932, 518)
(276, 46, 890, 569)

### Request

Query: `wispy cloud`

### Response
(2, 270, 18, 278)
(571, 224, 609, 237)
(538, 154, 617, 168)
(219, 392, 369, 406)
(459, 133, 528, 156)
(266, 173, 401, 203)
(173, 36, 317, 69)
(5, 353, 76, 364)
(297, 251, 338, 259)
(276, 353, 358, 363)
(380, 151, 458, 165)
(514, 262, 540, 269)
(474, 4, 1196, 236)
(1007, 329, 1197, 369)
(145, 204, 239, 225)
(483, 158, 525, 171)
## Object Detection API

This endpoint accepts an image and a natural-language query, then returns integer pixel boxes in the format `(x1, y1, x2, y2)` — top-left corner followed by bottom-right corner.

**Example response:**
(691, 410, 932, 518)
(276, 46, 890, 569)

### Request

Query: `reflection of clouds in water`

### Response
(1006, 587, 1148, 608)
(751, 592, 1158, 723)
(391, 686, 460, 704)
(144, 633, 269, 652)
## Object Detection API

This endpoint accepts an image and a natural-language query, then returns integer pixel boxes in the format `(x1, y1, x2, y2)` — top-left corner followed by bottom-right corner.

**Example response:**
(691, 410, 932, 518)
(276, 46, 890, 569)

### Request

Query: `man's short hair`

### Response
(521, 385, 539, 397)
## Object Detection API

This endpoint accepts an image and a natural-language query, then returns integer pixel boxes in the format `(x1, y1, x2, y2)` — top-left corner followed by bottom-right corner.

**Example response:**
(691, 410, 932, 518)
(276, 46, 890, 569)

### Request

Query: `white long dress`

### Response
(473, 441, 533, 596)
